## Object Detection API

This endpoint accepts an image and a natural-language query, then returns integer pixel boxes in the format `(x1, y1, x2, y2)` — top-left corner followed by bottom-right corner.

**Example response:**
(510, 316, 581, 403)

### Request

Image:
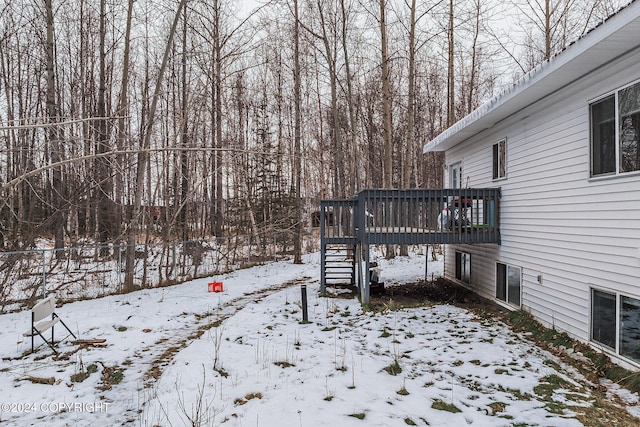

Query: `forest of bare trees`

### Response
(0, 0, 624, 261)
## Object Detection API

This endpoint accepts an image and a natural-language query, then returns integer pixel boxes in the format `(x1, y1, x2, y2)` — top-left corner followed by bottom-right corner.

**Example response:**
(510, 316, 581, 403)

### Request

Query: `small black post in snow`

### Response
(301, 284, 309, 323)
(425, 245, 429, 280)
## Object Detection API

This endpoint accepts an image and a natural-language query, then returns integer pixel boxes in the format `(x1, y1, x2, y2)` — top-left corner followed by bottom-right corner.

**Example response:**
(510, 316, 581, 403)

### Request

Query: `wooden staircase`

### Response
(321, 244, 356, 289)
(320, 189, 501, 303)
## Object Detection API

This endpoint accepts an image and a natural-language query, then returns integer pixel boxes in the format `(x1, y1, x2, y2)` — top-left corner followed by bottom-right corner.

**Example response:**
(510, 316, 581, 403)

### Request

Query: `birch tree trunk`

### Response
(400, 0, 418, 258)
(316, 0, 345, 198)
(341, 0, 358, 194)
(115, 0, 134, 247)
(379, 0, 395, 259)
(379, 0, 392, 190)
(45, 0, 65, 258)
(447, 0, 455, 127)
(96, 0, 114, 253)
(404, 0, 416, 190)
(179, 5, 190, 241)
(214, 0, 224, 237)
(466, 0, 481, 114)
(293, 0, 303, 264)
(124, 0, 188, 290)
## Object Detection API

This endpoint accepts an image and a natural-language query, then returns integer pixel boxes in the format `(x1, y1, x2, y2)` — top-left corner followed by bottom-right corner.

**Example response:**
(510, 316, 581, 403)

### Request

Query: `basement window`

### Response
(455, 251, 470, 284)
(591, 288, 640, 364)
(591, 289, 616, 349)
(496, 262, 521, 307)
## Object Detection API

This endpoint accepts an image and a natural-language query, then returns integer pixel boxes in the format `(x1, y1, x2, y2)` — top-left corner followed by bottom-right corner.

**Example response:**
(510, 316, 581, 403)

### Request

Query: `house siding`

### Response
(442, 50, 640, 352)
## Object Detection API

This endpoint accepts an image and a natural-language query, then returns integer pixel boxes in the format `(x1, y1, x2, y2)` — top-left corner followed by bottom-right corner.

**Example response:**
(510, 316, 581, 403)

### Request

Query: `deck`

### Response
(320, 188, 501, 302)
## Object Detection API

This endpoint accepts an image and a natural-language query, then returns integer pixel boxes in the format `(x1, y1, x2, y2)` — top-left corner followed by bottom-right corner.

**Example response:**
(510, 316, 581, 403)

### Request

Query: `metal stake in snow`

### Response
(301, 285, 309, 323)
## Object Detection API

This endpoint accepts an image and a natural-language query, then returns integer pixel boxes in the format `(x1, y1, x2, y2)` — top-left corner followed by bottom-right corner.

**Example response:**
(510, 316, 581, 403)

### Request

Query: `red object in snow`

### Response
(208, 282, 224, 292)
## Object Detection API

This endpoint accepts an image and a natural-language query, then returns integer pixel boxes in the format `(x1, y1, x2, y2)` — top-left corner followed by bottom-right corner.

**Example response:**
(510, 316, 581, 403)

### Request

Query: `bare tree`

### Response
(179, 4, 190, 241)
(95, 0, 115, 253)
(511, 0, 623, 69)
(44, 0, 66, 258)
(0, 0, 627, 270)
(212, 0, 224, 238)
(293, 0, 303, 264)
(447, 0, 455, 127)
(379, 0, 393, 189)
(114, 0, 135, 245)
(124, 0, 189, 291)
(340, 0, 359, 194)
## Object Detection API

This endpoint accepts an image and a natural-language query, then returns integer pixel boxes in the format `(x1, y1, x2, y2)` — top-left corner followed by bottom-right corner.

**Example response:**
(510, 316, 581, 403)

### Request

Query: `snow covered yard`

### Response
(0, 250, 638, 426)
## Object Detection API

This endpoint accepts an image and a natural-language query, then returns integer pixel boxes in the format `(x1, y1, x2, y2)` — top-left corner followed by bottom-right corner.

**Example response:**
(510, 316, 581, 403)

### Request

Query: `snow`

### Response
(0, 249, 636, 426)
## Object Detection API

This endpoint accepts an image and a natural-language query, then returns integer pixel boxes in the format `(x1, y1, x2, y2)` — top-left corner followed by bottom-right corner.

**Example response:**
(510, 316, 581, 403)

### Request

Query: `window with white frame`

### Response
(455, 251, 470, 284)
(591, 289, 616, 348)
(496, 262, 521, 306)
(590, 80, 640, 176)
(591, 288, 640, 364)
(492, 139, 506, 179)
(450, 162, 462, 189)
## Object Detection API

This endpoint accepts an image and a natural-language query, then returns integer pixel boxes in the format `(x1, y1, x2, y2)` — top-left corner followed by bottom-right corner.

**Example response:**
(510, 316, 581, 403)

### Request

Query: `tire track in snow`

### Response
(114, 275, 314, 419)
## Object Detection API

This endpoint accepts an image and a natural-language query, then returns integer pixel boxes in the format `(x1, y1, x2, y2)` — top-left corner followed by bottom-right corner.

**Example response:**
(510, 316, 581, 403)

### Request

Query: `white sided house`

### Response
(424, 1, 640, 368)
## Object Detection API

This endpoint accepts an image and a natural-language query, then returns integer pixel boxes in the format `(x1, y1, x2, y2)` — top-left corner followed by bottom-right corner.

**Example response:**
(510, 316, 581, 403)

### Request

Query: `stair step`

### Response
(324, 280, 355, 285)
(322, 243, 356, 289)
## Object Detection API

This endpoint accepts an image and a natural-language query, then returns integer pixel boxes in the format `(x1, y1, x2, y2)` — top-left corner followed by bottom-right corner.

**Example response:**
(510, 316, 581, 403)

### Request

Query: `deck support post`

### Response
(425, 245, 429, 280)
(355, 242, 362, 297)
(320, 203, 326, 295)
(361, 244, 370, 304)
(320, 241, 326, 295)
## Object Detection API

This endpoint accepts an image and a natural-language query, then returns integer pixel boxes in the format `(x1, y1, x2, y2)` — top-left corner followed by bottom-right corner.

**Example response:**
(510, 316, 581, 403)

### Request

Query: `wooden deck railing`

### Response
(319, 199, 358, 243)
(320, 188, 501, 246)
